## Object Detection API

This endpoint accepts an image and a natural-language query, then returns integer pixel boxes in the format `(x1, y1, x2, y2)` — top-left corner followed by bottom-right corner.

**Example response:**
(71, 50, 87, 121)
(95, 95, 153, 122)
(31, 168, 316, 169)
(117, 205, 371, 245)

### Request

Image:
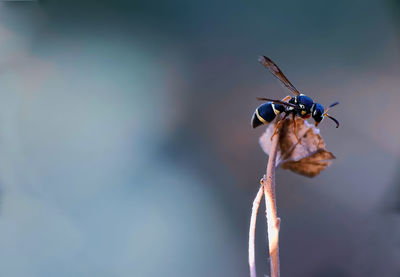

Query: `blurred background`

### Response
(0, 0, 399, 276)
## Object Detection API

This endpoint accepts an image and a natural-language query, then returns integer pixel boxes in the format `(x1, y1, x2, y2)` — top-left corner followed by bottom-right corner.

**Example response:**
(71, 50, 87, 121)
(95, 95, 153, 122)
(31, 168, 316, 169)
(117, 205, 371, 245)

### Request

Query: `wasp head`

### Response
(312, 102, 339, 128)
(312, 103, 325, 126)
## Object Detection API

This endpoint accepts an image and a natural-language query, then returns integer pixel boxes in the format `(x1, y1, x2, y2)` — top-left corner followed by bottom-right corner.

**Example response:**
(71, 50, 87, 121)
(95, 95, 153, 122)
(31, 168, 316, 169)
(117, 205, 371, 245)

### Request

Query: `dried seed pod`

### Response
(260, 117, 335, 177)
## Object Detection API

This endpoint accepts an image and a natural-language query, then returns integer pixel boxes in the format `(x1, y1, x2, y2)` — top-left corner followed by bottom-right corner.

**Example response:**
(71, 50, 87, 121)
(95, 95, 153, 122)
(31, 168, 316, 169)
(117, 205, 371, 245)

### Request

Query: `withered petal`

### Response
(260, 117, 335, 177)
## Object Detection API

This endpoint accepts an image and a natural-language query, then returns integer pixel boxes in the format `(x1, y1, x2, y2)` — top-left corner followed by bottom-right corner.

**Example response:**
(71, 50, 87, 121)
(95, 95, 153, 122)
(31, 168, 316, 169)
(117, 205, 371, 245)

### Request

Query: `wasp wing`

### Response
(257, 97, 298, 108)
(258, 56, 300, 96)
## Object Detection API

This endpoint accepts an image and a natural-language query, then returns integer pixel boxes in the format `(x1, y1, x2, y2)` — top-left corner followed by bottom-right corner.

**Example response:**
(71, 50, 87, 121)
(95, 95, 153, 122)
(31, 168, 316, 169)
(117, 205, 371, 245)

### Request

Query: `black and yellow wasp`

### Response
(251, 56, 339, 139)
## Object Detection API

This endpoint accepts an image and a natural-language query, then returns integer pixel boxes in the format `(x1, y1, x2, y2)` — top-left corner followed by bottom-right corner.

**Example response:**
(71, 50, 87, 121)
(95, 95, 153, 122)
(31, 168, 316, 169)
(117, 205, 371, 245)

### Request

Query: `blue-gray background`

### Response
(0, 1, 399, 276)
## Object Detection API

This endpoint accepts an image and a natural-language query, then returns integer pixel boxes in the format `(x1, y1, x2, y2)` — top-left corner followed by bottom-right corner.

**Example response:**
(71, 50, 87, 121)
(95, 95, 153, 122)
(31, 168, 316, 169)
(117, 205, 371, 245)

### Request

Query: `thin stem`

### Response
(248, 185, 264, 277)
(261, 126, 281, 277)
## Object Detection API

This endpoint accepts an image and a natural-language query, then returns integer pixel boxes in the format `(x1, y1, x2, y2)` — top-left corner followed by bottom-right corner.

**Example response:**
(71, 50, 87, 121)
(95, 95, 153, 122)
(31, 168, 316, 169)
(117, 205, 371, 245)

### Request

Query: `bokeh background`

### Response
(0, 0, 399, 276)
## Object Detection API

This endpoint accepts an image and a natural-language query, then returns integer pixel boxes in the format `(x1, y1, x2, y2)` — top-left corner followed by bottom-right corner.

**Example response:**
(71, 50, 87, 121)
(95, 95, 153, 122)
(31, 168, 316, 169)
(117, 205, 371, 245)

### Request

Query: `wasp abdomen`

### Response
(251, 102, 285, 128)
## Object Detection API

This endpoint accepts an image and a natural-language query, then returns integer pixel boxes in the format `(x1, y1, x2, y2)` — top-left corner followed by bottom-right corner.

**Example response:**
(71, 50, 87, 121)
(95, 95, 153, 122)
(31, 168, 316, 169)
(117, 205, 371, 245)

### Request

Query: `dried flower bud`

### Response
(260, 117, 335, 177)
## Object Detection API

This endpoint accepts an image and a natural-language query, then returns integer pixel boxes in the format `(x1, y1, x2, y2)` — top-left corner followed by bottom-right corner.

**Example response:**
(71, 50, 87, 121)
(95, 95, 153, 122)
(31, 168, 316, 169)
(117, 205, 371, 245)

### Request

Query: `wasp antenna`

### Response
(324, 101, 339, 115)
(326, 114, 339, 128)
(328, 101, 339, 108)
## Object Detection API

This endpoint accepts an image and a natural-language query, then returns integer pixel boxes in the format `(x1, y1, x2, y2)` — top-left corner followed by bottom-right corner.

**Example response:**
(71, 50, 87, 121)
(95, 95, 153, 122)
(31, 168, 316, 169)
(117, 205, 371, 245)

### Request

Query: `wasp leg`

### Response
(282, 95, 291, 102)
(270, 120, 283, 141)
(270, 113, 289, 141)
(292, 114, 301, 144)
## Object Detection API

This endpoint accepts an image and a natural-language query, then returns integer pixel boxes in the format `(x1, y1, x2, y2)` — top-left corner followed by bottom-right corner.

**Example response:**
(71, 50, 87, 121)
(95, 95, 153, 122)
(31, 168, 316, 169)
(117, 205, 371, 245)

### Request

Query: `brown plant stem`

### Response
(248, 184, 264, 277)
(261, 127, 281, 277)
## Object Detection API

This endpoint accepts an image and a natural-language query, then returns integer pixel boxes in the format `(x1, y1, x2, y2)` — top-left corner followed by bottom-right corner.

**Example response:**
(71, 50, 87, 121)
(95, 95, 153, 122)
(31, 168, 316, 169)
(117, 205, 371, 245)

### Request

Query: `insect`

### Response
(251, 56, 339, 141)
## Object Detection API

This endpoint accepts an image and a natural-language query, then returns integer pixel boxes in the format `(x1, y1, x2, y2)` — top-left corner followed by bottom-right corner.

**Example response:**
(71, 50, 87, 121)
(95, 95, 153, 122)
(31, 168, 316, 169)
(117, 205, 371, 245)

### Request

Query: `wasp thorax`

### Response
(297, 95, 314, 113)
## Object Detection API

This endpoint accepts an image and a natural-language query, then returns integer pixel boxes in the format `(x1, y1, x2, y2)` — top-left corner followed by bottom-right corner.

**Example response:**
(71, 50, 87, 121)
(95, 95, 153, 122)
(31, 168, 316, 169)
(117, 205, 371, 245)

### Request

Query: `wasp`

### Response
(251, 56, 339, 140)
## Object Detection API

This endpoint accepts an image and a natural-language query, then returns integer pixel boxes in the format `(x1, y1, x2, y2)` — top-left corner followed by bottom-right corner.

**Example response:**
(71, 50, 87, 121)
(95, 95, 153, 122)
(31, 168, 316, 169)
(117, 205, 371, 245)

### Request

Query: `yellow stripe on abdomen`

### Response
(255, 108, 267, 124)
(271, 104, 280, 115)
